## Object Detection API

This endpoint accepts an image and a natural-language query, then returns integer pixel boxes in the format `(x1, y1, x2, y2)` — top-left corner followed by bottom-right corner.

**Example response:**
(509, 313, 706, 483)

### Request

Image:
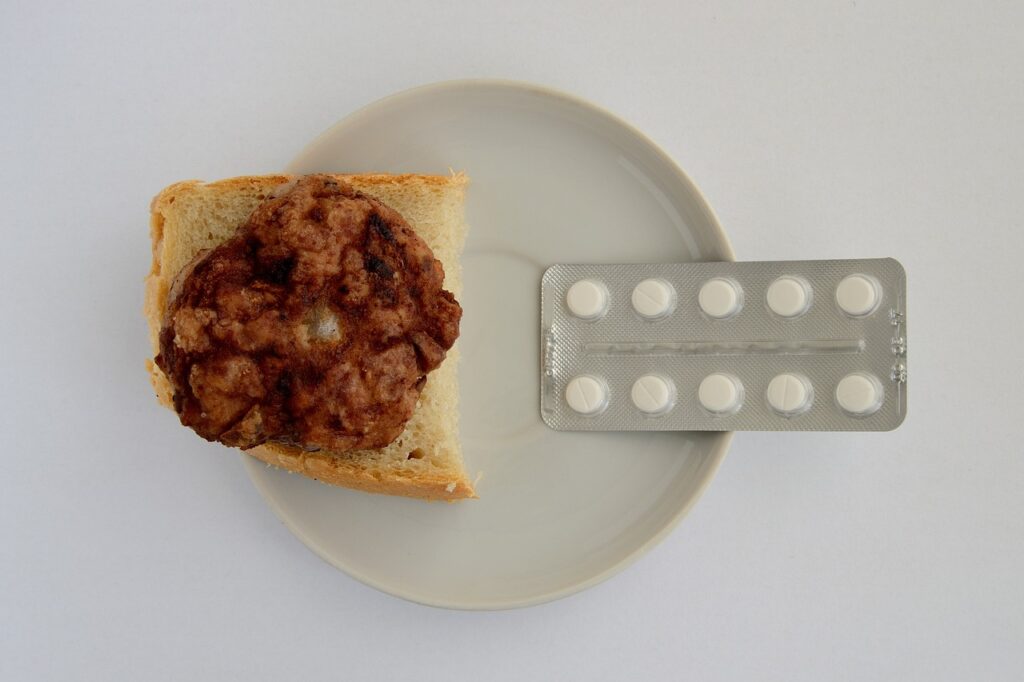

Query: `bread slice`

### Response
(145, 173, 475, 501)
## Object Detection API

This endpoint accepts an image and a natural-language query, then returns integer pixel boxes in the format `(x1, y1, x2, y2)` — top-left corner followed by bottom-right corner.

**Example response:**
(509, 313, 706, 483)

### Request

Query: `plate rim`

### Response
(247, 78, 736, 610)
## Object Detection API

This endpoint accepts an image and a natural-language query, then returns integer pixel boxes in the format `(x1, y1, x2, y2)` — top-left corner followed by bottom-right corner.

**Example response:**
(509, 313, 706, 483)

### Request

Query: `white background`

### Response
(2, 1, 1022, 680)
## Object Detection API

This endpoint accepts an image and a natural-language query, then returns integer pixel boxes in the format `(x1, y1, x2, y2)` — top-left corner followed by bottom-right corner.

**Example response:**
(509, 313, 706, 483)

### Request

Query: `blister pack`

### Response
(541, 258, 907, 432)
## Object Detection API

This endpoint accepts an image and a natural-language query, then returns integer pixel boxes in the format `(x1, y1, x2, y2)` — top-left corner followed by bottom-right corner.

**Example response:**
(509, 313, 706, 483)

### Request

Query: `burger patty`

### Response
(155, 175, 462, 452)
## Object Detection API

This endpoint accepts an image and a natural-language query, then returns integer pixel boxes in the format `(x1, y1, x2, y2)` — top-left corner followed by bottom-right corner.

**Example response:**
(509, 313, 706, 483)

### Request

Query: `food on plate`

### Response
(145, 173, 474, 500)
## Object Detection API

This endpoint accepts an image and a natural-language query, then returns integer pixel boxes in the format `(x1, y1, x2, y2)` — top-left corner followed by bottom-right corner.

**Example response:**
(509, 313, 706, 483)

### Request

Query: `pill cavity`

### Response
(631, 278, 676, 319)
(698, 278, 743, 319)
(566, 279, 609, 320)
(698, 373, 744, 415)
(836, 274, 881, 317)
(565, 375, 609, 415)
(631, 374, 676, 415)
(836, 372, 884, 416)
(766, 276, 812, 318)
(766, 373, 813, 416)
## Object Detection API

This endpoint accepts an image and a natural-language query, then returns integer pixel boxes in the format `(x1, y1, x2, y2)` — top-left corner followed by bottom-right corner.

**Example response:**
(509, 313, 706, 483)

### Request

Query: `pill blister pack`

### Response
(541, 259, 907, 432)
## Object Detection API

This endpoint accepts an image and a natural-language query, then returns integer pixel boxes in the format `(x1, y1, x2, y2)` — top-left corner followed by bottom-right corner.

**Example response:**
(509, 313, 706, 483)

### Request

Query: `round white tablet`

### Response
(631, 278, 676, 319)
(566, 279, 609, 320)
(565, 375, 609, 415)
(631, 374, 676, 415)
(835, 372, 883, 416)
(766, 276, 812, 318)
(698, 278, 743, 319)
(698, 373, 743, 415)
(836, 274, 881, 317)
(766, 373, 813, 416)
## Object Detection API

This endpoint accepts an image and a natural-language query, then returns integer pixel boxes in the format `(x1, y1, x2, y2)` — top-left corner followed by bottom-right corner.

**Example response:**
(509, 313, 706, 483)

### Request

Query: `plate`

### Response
(245, 80, 735, 609)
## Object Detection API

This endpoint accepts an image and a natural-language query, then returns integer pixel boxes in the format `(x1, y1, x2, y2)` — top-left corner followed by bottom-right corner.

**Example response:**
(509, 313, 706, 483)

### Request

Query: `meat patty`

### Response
(155, 175, 462, 452)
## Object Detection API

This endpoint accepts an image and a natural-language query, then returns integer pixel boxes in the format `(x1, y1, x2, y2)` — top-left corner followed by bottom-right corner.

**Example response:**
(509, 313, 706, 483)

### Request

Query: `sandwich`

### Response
(145, 173, 474, 500)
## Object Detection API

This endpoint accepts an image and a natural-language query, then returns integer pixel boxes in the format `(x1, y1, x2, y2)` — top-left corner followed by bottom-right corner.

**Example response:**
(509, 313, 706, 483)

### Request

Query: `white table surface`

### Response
(3, 1, 1022, 679)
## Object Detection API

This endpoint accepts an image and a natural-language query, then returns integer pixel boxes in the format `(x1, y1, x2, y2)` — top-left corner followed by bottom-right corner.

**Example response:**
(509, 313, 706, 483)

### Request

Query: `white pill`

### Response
(766, 276, 812, 318)
(836, 274, 881, 317)
(698, 278, 743, 319)
(565, 375, 608, 415)
(698, 373, 743, 415)
(766, 373, 813, 416)
(836, 373, 884, 416)
(566, 279, 609, 320)
(631, 278, 676, 319)
(631, 374, 676, 415)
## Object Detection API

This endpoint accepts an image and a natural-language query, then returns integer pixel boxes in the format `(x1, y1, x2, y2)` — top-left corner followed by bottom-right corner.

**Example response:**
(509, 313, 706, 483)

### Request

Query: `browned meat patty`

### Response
(155, 175, 462, 452)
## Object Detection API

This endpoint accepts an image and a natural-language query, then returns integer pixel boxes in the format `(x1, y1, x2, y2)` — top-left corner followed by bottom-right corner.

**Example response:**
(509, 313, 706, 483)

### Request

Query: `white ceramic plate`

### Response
(245, 80, 735, 609)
